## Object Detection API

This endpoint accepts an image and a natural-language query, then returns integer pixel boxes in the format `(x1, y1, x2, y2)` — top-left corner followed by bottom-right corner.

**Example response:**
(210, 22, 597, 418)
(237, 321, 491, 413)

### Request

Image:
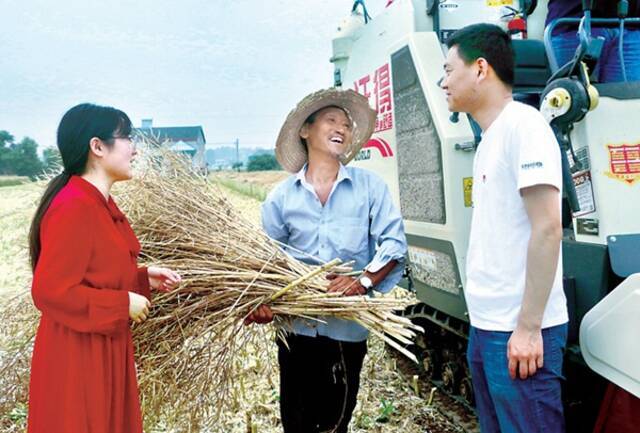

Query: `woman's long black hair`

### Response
(28, 103, 132, 271)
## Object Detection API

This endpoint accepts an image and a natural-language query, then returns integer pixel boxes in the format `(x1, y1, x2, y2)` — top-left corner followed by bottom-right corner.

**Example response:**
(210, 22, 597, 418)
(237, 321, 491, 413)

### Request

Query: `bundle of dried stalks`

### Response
(118, 146, 421, 431)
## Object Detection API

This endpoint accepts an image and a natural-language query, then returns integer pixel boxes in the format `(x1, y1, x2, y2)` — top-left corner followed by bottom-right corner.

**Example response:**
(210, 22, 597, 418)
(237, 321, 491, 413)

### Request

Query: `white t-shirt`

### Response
(465, 101, 569, 331)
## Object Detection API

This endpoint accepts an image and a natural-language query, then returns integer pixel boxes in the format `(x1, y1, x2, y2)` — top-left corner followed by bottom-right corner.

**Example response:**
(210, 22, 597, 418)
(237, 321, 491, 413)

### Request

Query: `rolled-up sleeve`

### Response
(261, 185, 289, 244)
(366, 178, 407, 294)
(136, 266, 151, 300)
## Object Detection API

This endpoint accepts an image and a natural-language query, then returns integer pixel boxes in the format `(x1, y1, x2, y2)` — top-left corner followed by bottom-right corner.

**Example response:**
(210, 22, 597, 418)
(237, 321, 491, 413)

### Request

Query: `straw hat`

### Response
(275, 88, 377, 173)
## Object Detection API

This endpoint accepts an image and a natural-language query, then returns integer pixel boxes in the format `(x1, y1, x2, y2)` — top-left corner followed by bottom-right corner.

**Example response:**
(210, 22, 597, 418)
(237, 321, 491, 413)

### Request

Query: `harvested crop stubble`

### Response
(0, 291, 36, 433)
(117, 148, 422, 430)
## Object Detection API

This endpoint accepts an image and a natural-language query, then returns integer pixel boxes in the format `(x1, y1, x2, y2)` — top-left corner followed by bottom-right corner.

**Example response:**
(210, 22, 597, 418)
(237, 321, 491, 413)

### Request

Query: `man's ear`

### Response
(88, 137, 105, 158)
(476, 57, 490, 82)
(299, 124, 309, 140)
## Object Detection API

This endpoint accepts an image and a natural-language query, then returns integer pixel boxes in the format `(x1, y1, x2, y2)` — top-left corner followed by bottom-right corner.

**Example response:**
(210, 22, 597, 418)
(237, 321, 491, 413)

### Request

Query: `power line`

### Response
(206, 142, 272, 147)
(202, 114, 282, 118)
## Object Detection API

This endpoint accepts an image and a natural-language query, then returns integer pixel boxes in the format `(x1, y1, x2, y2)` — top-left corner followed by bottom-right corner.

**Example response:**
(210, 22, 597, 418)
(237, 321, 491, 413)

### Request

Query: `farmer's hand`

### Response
(244, 304, 274, 325)
(507, 325, 544, 380)
(129, 292, 151, 324)
(148, 266, 182, 292)
(326, 274, 366, 296)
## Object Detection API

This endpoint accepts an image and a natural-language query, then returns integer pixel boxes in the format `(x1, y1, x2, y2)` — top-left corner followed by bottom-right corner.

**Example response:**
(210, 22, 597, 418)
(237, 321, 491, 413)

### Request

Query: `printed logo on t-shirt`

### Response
(521, 161, 544, 170)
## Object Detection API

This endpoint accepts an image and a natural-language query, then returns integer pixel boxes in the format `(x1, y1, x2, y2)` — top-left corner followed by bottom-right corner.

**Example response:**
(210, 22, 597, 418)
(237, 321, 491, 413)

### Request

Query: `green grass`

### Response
(213, 177, 268, 202)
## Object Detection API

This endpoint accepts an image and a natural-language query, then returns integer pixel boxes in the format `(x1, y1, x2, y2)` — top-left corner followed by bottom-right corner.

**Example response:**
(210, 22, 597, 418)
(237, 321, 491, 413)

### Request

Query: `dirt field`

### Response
(0, 177, 465, 433)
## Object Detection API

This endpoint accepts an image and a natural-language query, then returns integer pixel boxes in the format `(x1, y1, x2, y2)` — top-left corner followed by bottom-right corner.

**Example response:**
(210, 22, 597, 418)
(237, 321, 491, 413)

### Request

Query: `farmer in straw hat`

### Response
(246, 88, 407, 433)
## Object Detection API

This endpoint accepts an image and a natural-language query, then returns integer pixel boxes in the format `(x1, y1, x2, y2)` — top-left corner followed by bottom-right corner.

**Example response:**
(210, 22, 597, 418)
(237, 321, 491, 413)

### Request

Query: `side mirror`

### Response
(426, 0, 437, 16)
(522, 0, 538, 16)
(581, 0, 595, 11)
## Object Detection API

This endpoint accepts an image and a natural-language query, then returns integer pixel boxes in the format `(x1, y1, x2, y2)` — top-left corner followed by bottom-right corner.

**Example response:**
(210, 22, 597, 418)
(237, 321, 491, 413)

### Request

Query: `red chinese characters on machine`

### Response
(353, 63, 393, 132)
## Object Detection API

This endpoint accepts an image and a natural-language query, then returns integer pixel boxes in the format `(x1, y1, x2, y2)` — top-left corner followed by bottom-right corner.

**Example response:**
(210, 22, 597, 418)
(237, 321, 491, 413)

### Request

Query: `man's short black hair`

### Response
(446, 23, 515, 87)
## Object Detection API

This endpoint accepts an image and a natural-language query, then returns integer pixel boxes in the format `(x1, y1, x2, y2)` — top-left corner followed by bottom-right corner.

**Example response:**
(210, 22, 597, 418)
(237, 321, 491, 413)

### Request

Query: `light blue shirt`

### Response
(261, 163, 407, 342)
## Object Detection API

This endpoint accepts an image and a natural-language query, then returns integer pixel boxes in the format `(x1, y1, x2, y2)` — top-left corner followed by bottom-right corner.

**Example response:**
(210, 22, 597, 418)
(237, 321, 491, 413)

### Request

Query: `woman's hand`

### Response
(148, 266, 182, 292)
(129, 292, 151, 324)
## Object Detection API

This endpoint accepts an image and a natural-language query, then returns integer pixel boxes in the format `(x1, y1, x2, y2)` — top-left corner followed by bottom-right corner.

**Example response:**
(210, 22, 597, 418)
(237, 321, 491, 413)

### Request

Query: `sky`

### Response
(1, 0, 385, 151)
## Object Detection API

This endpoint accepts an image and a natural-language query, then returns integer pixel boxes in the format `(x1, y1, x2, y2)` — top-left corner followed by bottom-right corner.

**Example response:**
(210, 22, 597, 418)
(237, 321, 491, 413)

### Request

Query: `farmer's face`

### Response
(300, 107, 353, 159)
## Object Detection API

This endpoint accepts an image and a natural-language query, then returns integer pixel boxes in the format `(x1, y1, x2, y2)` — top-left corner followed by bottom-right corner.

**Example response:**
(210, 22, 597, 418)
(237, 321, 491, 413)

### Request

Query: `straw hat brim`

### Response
(275, 88, 377, 173)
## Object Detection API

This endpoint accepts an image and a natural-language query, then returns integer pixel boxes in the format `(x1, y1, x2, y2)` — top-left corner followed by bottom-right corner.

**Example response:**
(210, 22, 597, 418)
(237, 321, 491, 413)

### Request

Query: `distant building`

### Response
(135, 119, 207, 172)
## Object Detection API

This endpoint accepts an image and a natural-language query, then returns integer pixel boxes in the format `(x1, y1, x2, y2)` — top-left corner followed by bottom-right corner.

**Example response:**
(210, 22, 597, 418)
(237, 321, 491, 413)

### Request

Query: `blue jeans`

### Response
(467, 323, 568, 433)
(551, 28, 640, 82)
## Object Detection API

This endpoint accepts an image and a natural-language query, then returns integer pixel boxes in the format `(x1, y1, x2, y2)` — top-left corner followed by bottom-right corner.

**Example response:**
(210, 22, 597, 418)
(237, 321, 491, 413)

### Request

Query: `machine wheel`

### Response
(459, 376, 474, 405)
(441, 362, 459, 394)
(421, 349, 440, 380)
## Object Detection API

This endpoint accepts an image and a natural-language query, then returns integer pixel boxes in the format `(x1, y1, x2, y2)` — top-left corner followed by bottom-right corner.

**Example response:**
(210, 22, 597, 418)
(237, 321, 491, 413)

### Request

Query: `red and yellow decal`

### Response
(605, 143, 640, 185)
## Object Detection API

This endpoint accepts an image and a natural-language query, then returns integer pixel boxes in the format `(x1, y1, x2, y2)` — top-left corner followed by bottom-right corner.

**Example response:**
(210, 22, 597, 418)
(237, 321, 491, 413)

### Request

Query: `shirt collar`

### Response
(294, 164, 307, 184)
(294, 162, 352, 185)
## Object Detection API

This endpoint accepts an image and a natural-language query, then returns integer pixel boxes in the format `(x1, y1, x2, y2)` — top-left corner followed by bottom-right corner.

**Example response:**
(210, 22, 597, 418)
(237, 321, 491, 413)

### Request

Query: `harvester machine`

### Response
(331, 0, 640, 430)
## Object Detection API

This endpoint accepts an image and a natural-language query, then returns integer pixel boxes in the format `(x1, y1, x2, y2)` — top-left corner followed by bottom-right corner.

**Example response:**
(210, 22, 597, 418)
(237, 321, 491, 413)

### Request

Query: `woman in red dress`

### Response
(27, 103, 181, 433)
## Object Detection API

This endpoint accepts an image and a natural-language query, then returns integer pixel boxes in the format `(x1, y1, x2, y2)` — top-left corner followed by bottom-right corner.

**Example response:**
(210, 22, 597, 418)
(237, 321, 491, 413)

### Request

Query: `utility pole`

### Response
(235, 138, 240, 171)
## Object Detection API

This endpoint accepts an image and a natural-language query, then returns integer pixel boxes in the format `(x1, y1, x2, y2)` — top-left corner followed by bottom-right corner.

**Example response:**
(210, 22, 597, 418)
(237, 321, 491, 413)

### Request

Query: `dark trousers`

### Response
(277, 334, 367, 433)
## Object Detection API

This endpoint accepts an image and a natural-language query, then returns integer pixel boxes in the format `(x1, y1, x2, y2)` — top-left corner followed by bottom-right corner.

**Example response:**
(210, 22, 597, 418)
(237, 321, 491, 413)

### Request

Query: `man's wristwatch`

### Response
(358, 275, 374, 291)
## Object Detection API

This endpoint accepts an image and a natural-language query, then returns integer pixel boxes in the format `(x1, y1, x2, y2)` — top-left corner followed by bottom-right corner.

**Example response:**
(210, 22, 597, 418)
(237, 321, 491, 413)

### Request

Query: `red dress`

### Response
(28, 176, 150, 433)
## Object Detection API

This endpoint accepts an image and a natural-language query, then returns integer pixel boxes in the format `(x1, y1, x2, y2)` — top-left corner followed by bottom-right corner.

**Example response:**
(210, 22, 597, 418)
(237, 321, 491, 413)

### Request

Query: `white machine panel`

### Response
(580, 273, 640, 397)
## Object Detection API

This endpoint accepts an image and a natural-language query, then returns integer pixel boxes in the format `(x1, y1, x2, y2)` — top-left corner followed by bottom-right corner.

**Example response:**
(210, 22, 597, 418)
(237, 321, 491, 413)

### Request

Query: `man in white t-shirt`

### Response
(441, 23, 569, 433)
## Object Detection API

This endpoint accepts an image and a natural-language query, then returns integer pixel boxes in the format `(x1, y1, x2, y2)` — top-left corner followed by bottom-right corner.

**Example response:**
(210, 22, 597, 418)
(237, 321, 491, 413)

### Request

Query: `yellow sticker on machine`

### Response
(463, 177, 473, 207)
(486, 0, 513, 6)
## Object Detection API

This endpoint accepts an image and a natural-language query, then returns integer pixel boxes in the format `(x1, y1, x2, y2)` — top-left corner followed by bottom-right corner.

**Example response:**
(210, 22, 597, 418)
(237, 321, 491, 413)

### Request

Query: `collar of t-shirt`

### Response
(480, 100, 516, 141)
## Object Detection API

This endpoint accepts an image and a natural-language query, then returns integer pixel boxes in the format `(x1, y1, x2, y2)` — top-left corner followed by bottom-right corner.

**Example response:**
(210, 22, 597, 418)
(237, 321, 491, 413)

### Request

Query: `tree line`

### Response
(0, 130, 60, 179)
(246, 153, 280, 171)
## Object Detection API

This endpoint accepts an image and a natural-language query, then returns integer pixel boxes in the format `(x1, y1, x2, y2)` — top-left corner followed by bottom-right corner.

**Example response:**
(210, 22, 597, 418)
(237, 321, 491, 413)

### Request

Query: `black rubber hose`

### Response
(560, 140, 581, 213)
